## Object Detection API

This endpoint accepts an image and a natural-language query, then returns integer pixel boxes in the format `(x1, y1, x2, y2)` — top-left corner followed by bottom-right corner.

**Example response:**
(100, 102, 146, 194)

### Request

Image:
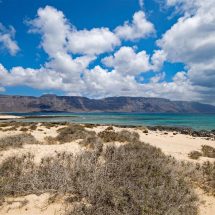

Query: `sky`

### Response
(0, 0, 214, 104)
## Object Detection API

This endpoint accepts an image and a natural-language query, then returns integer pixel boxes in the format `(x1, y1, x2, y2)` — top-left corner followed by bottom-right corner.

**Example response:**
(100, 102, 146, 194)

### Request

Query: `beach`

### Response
(0, 121, 215, 214)
(0, 115, 22, 120)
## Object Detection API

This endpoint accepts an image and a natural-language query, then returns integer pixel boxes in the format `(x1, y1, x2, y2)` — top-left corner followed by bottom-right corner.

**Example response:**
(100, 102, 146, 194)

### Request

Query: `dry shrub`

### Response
(79, 135, 103, 149)
(44, 136, 58, 145)
(137, 126, 148, 133)
(56, 124, 96, 143)
(84, 124, 97, 129)
(20, 127, 29, 132)
(29, 124, 37, 131)
(0, 141, 198, 215)
(188, 151, 202, 160)
(70, 142, 198, 215)
(0, 134, 39, 151)
(190, 162, 215, 195)
(0, 153, 75, 197)
(105, 126, 114, 131)
(0, 123, 10, 128)
(200, 161, 215, 195)
(98, 130, 139, 143)
(201, 145, 215, 158)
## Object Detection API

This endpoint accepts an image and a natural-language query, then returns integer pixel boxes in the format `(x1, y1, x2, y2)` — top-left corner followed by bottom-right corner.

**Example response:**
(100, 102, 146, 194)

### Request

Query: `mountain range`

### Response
(0, 94, 215, 113)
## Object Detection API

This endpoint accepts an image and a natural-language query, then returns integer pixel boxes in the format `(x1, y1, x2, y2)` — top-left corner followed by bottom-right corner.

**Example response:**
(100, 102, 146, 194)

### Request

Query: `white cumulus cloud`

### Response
(0, 23, 20, 55)
(114, 11, 155, 41)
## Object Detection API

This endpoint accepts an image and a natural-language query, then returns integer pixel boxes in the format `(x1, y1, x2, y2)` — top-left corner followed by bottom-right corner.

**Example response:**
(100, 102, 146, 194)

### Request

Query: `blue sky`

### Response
(0, 0, 214, 104)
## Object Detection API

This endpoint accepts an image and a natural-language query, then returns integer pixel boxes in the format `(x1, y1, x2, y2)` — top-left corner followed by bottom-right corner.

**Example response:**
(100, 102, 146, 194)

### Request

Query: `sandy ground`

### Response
(0, 115, 22, 120)
(0, 193, 68, 215)
(0, 123, 215, 215)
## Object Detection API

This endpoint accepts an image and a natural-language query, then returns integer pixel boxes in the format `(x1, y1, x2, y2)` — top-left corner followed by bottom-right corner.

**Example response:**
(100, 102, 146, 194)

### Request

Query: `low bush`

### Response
(0, 134, 39, 151)
(201, 145, 215, 158)
(79, 135, 102, 149)
(98, 130, 140, 143)
(44, 136, 58, 145)
(29, 124, 37, 131)
(84, 124, 97, 129)
(200, 161, 215, 195)
(105, 126, 114, 131)
(56, 124, 96, 143)
(188, 151, 202, 160)
(20, 127, 29, 132)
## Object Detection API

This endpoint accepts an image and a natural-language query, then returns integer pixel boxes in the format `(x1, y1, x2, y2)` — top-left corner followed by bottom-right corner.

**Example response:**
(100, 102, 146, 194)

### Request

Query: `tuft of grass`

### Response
(201, 145, 215, 158)
(98, 130, 140, 143)
(0, 134, 39, 151)
(188, 151, 202, 160)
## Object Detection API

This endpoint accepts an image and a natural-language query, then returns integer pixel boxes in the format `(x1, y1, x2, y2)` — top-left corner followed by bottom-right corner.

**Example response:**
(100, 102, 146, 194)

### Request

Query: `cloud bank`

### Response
(0, 1, 215, 104)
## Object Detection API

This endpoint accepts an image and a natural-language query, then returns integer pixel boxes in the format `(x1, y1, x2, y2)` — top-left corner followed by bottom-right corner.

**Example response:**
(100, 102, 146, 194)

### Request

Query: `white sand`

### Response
(0, 115, 22, 120)
(0, 193, 67, 215)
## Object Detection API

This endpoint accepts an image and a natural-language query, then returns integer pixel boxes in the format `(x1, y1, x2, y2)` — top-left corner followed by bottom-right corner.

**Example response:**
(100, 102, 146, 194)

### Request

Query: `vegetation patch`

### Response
(56, 124, 96, 144)
(200, 161, 215, 195)
(188, 151, 202, 160)
(0, 134, 39, 151)
(98, 130, 140, 143)
(0, 141, 198, 215)
(201, 145, 215, 158)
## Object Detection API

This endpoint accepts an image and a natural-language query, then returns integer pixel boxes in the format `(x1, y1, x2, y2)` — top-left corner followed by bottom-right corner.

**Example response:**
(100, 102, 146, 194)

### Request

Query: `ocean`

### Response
(8, 112, 215, 131)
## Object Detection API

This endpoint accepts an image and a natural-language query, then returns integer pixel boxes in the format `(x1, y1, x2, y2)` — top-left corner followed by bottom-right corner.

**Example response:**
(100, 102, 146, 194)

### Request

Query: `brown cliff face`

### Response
(0, 94, 215, 113)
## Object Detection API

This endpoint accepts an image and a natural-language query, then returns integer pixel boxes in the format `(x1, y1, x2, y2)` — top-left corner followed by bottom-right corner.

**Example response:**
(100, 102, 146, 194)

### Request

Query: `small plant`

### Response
(201, 145, 215, 158)
(29, 124, 37, 131)
(20, 127, 29, 132)
(105, 126, 114, 131)
(44, 136, 58, 145)
(188, 151, 202, 160)
(84, 124, 97, 129)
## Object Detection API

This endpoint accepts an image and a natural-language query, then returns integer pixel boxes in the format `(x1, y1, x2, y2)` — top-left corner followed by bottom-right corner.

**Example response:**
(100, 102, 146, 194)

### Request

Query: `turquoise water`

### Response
(10, 112, 215, 131)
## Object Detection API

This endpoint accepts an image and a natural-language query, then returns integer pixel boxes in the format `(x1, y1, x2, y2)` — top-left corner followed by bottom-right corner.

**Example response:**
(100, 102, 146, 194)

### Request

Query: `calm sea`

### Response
(7, 112, 215, 131)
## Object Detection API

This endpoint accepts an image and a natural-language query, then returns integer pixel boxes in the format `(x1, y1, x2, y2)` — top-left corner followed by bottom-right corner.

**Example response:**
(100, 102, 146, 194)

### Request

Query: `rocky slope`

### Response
(0, 94, 215, 113)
